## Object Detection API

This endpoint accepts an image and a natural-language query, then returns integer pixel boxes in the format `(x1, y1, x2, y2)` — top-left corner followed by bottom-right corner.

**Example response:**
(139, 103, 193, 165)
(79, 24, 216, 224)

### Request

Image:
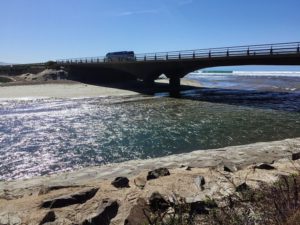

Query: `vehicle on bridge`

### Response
(105, 51, 135, 62)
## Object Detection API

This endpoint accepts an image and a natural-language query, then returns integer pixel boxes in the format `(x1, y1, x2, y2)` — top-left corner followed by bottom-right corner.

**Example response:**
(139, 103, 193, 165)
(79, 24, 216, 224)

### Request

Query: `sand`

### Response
(0, 79, 201, 100)
(0, 83, 138, 99)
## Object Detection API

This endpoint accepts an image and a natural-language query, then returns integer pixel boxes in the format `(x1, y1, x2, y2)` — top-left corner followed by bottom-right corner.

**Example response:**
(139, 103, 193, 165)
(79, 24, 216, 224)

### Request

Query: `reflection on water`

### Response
(0, 74, 300, 180)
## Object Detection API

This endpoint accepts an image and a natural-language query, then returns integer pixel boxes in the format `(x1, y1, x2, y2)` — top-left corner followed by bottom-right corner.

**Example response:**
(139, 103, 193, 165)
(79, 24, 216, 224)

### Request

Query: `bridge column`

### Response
(169, 76, 181, 90)
(143, 78, 155, 87)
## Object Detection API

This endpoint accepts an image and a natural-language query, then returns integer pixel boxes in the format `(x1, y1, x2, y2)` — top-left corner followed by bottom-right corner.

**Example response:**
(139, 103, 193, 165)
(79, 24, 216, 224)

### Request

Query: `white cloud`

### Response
(115, 9, 160, 17)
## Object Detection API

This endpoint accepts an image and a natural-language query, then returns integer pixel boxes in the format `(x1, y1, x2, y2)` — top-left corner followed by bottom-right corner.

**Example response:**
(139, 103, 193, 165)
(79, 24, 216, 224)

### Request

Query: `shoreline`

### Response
(1, 137, 300, 188)
(1, 137, 300, 224)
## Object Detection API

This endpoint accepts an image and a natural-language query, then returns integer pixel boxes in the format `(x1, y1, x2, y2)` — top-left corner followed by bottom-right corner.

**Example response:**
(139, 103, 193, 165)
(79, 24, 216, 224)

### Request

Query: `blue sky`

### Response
(1, 0, 300, 69)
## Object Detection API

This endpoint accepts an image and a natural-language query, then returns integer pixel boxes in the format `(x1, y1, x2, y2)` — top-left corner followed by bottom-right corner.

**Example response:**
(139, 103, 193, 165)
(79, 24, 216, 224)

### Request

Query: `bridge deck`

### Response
(57, 42, 300, 65)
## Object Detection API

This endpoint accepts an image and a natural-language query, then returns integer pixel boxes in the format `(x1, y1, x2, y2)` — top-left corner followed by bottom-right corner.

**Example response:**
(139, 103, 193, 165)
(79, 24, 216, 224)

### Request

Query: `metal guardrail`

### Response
(56, 42, 300, 64)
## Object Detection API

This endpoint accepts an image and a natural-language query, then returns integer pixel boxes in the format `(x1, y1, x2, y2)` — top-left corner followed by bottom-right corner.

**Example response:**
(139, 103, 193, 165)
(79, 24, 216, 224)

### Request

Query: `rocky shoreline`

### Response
(1, 137, 300, 224)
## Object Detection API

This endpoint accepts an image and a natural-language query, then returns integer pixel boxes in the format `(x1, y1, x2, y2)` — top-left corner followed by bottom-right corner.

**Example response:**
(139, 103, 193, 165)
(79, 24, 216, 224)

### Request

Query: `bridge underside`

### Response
(67, 54, 300, 89)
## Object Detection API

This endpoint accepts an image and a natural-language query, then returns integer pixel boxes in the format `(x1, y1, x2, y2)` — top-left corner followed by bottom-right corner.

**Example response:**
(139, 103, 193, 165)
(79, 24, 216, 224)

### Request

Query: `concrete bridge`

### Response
(57, 42, 300, 89)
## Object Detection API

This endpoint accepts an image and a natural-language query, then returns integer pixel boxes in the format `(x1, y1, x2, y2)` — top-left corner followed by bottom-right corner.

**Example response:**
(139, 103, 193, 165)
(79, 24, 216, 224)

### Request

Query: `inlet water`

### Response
(1, 74, 300, 180)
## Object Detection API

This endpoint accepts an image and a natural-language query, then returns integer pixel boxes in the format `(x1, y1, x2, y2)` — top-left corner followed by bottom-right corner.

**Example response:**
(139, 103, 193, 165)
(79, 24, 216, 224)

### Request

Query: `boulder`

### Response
(40, 211, 56, 225)
(147, 168, 170, 180)
(111, 177, 129, 188)
(134, 177, 147, 189)
(236, 182, 250, 192)
(223, 164, 238, 173)
(149, 192, 169, 212)
(0, 213, 21, 225)
(254, 163, 275, 170)
(80, 199, 119, 225)
(292, 152, 300, 161)
(180, 165, 193, 171)
(189, 201, 218, 215)
(41, 218, 72, 225)
(41, 188, 99, 209)
(124, 198, 149, 225)
(194, 176, 206, 189)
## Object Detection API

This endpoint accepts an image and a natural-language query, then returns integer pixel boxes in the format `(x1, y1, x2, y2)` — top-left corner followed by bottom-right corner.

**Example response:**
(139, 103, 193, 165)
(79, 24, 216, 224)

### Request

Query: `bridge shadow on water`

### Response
(80, 79, 300, 113)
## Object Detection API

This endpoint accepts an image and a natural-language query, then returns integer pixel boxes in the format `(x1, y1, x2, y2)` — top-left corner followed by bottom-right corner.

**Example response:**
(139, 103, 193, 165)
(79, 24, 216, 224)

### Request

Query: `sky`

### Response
(1, 0, 300, 70)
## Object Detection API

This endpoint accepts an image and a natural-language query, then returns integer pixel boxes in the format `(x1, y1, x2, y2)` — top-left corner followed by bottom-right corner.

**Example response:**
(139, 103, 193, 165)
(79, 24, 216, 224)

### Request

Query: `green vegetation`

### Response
(45, 61, 58, 69)
(0, 76, 13, 83)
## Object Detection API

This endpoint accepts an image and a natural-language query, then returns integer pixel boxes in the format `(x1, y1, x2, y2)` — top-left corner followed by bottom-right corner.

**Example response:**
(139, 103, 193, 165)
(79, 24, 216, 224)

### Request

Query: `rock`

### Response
(180, 165, 193, 171)
(149, 192, 169, 212)
(111, 177, 129, 188)
(254, 163, 275, 170)
(134, 177, 147, 189)
(41, 188, 99, 209)
(80, 199, 119, 225)
(223, 166, 233, 172)
(38, 185, 81, 196)
(223, 164, 238, 172)
(147, 168, 170, 180)
(236, 182, 250, 192)
(40, 211, 56, 225)
(190, 201, 218, 215)
(292, 152, 300, 161)
(41, 218, 72, 225)
(185, 197, 218, 215)
(158, 74, 167, 79)
(124, 198, 149, 225)
(194, 176, 205, 189)
(0, 213, 21, 225)
(186, 166, 193, 171)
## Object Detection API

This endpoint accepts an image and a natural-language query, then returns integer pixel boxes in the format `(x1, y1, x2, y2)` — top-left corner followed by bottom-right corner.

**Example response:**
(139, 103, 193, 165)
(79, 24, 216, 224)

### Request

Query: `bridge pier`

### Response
(143, 78, 155, 87)
(169, 76, 181, 90)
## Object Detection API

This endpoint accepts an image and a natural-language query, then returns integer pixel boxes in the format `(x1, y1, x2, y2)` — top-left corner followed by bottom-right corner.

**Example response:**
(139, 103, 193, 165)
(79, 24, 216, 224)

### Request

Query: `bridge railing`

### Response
(56, 42, 300, 64)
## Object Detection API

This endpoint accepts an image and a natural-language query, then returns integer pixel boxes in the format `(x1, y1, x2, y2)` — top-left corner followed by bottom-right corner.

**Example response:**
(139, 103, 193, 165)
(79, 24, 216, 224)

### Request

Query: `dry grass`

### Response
(145, 173, 300, 225)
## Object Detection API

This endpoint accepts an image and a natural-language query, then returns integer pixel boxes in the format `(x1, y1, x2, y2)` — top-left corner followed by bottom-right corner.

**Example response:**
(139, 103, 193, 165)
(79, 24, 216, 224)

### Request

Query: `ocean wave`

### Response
(189, 71, 300, 77)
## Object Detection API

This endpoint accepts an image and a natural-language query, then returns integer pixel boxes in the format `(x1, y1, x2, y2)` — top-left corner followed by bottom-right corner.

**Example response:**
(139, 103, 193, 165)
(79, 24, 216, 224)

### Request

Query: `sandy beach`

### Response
(0, 79, 201, 100)
(0, 82, 138, 99)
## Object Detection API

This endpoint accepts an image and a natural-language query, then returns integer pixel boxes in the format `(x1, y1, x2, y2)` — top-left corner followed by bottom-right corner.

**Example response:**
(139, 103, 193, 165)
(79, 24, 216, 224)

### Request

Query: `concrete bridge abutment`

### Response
(169, 76, 181, 90)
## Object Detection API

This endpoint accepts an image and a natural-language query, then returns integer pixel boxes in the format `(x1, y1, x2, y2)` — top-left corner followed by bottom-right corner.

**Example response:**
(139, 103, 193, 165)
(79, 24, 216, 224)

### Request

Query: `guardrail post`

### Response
(179, 53, 181, 60)
(97, 58, 99, 63)
(155, 54, 157, 61)
(166, 53, 168, 60)
(270, 46, 273, 55)
(226, 49, 229, 57)
(193, 51, 195, 59)
(247, 48, 250, 56)
(209, 50, 211, 58)
(144, 55, 146, 61)
(297, 44, 300, 53)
